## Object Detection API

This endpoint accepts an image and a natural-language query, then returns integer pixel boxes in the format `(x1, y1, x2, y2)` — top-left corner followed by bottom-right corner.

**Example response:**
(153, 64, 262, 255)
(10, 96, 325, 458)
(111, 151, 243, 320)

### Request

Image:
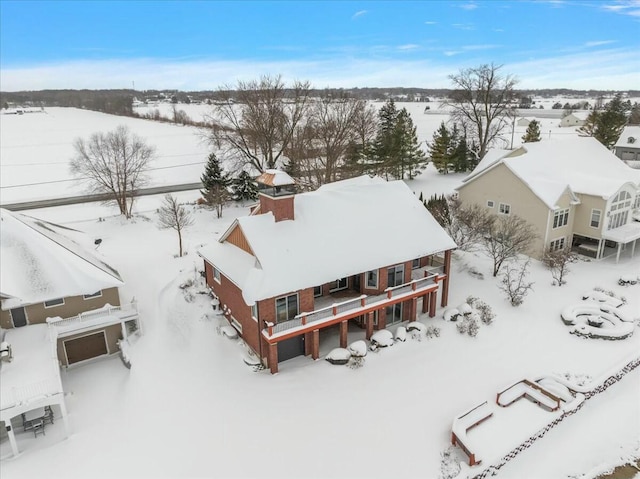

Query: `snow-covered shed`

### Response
(199, 173, 457, 373)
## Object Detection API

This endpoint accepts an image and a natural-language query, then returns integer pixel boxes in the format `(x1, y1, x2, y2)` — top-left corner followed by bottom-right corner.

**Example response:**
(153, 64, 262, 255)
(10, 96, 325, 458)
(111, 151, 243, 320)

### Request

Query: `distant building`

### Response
(559, 111, 590, 128)
(614, 125, 640, 166)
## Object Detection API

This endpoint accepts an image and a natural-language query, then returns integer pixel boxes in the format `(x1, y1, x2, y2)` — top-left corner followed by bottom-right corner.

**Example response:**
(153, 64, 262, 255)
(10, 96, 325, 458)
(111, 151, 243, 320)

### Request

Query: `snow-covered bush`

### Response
(426, 325, 441, 338)
(348, 340, 368, 357)
(217, 325, 238, 339)
(457, 302, 473, 316)
(467, 266, 484, 280)
(370, 330, 394, 350)
(618, 275, 638, 286)
(395, 326, 407, 342)
(500, 259, 534, 307)
(593, 286, 626, 304)
(443, 308, 461, 322)
(326, 348, 351, 365)
(465, 295, 479, 308)
(476, 301, 495, 325)
(439, 446, 462, 479)
(456, 316, 479, 337)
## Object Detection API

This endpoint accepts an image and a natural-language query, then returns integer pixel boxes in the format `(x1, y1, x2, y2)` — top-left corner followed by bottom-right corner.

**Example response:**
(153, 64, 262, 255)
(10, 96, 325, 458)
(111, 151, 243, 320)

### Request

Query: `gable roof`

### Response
(458, 137, 640, 209)
(0, 209, 123, 309)
(615, 125, 640, 149)
(199, 176, 456, 304)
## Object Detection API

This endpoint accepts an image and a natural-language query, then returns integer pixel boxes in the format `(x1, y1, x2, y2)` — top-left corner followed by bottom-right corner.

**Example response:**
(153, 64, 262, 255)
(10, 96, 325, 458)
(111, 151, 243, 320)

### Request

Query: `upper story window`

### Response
(313, 285, 322, 297)
(487, 200, 494, 208)
(590, 209, 601, 229)
(275, 293, 298, 323)
(553, 208, 570, 229)
(412, 258, 420, 269)
(83, 291, 102, 300)
(499, 203, 510, 215)
(330, 277, 348, 292)
(213, 266, 221, 283)
(251, 303, 258, 319)
(366, 270, 378, 288)
(608, 190, 633, 230)
(634, 193, 640, 210)
(44, 298, 64, 308)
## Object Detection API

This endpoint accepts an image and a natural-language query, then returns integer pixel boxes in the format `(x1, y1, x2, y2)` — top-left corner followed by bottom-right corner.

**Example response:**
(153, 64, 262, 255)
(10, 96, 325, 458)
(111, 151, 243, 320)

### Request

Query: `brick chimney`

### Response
(255, 169, 296, 222)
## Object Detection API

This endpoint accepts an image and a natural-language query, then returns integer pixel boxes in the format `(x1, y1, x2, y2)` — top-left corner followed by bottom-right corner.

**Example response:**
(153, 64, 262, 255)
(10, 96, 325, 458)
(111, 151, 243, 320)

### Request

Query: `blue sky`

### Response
(1, 0, 639, 91)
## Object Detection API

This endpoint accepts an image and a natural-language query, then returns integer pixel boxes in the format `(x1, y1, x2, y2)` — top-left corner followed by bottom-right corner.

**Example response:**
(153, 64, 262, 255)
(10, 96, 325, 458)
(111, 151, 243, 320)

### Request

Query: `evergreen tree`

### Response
(372, 99, 400, 177)
(628, 103, 640, 125)
(428, 122, 454, 174)
(452, 133, 471, 172)
(232, 170, 258, 202)
(579, 94, 628, 149)
(522, 119, 541, 143)
(394, 108, 427, 179)
(425, 194, 451, 228)
(200, 153, 231, 218)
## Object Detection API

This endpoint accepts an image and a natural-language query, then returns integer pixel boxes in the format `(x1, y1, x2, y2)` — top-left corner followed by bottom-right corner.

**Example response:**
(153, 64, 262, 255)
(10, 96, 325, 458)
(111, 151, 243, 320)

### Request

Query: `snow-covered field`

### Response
(1, 101, 593, 204)
(1, 163, 639, 478)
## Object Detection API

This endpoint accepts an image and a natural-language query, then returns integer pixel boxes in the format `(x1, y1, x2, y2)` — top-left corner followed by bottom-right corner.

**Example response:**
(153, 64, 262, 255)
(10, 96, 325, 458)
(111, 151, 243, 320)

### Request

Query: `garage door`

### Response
(277, 335, 304, 363)
(64, 332, 108, 364)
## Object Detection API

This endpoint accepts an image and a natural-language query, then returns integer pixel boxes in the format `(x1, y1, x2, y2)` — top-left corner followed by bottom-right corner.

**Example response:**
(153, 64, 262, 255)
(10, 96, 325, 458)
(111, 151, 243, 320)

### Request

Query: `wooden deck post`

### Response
(441, 249, 452, 307)
(366, 312, 374, 340)
(409, 297, 418, 321)
(422, 294, 429, 314)
(339, 320, 348, 348)
(312, 329, 319, 360)
(268, 342, 278, 374)
(429, 291, 437, 318)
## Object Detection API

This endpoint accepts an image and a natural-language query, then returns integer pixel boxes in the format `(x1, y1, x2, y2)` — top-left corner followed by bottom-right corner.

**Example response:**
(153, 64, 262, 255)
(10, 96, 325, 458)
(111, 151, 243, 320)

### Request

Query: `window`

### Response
(487, 200, 495, 208)
(608, 190, 633, 230)
(549, 237, 565, 252)
(44, 298, 64, 308)
(230, 316, 243, 333)
(251, 304, 258, 319)
(590, 209, 601, 228)
(412, 258, 420, 269)
(330, 277, 348, 292)
(553, 208, 569, 228)
(313, 285, 322, 297)
(275, 294, 298, 323)
(387, 264, 405, 288)
(366, 270, 378, 288)
(83, 290, 102, 300)
(634, 193, 640, 210)
(213, 266, 221, 283)
(499, 203, 510, 215)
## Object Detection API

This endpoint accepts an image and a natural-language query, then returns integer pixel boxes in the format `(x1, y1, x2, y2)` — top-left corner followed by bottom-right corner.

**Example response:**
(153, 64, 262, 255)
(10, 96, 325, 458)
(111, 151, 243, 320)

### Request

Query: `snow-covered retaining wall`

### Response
(466, 355, 640, 479)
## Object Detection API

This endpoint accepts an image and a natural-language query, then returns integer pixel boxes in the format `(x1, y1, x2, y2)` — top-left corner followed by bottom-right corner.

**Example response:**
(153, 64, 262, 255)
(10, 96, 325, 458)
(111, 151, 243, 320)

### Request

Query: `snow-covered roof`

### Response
(615, 126, 640, 149)
(256, 169, 295, 186)
(459, 138, 640, 209)
(199, 176, 456, 304)
(569, 111, 590, 121)
(0, 209, 124, 309)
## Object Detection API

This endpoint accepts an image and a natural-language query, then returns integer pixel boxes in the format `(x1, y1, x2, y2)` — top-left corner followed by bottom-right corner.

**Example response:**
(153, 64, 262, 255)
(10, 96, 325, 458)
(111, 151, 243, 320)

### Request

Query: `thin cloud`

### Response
(352, 10, 367, 19)
(398, 44, 419, 51)
(424, 21, 437, 25)
(443, 51, 461, 57)
(601, 0, 640, 16)
(458, 2, 478, 10)
(461, 44, 500, 51)
(584, 40, 617, 47)
(451, 23, 475, 30)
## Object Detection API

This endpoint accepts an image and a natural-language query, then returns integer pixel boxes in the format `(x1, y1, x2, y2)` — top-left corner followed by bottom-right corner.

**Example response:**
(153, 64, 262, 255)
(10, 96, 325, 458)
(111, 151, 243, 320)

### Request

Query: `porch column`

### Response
(59, 398, 70, 438)
(632, 239, 637, 258)
(441, 249, 452, 307)
(366, 312, 374, 340)
(5, 420, 19, 457)
(422, 294, 429, 314)
(304, 332, 313, 356)
(597, 239, 604, 259)
(311, 329, 319, 360)
(429, 292, 437, 318)
(339, 321, 348, 348)
(616, 242, 622, 264)
(378, 309, 387, 330)
(409, 298, 418, 321)
(268, 343, 278, 374)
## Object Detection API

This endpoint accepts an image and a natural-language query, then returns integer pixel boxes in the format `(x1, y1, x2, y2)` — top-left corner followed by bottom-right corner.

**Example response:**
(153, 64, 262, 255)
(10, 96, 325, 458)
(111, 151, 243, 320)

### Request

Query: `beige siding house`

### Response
(456, 138, 640, 261)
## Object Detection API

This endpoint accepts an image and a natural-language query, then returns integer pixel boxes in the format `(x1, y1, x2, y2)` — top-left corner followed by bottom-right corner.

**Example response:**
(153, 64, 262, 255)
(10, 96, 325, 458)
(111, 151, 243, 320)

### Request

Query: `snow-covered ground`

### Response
(1, 169, 638, 478)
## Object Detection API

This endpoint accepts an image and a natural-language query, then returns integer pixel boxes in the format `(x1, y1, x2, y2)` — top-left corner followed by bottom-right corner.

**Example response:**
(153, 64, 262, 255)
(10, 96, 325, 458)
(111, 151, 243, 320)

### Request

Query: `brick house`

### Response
(199, 171, 456, 373)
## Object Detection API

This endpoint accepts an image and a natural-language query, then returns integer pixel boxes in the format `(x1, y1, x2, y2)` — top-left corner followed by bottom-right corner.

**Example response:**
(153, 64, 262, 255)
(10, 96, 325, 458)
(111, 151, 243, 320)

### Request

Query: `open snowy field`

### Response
(1, 101, 592, 205)
(1, 165, 638, 478)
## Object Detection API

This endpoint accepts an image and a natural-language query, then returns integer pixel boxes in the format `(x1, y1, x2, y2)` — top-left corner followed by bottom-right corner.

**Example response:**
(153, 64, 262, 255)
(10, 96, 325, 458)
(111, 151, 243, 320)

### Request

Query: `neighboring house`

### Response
(199, 171, 456, 373)
(517, 117, 531, 127)
(559, 111, 589, 128)
(614, 125, 640, 166)
(0, 209, 139, 367)
(456, 137, 640, 262)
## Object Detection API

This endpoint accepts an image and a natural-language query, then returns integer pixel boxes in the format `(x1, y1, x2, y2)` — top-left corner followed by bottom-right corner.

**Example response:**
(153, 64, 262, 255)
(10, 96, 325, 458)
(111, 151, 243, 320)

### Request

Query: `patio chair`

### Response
(43, 405, 54, 424)
(32, 419, 45, 437)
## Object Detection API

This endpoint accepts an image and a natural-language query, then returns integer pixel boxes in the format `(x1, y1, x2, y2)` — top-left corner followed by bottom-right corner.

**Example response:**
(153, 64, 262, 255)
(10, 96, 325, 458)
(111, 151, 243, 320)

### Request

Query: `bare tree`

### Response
(70, 125, 154, 218)
(499, 259, 534, 306)
(443, 64, 517, 159)
(157, 194, 194, 257)
(542, 245, 578, 286)
(204, 75, 311, 173)
(446, 197, 494, 252)
(481, 214, 537, 277)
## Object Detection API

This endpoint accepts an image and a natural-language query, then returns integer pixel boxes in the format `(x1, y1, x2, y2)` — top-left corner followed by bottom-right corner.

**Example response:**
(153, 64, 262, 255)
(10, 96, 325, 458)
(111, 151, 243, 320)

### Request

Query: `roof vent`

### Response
(628, 137, 636, 144)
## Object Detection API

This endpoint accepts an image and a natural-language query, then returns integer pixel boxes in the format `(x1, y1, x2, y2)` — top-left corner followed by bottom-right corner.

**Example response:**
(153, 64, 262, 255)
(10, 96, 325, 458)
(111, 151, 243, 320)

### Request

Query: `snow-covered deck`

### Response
(0, 324, 70, 457)
(263, 273, 440, 340)
(601, 222, 640, 263)
(46, 302, 139, 337)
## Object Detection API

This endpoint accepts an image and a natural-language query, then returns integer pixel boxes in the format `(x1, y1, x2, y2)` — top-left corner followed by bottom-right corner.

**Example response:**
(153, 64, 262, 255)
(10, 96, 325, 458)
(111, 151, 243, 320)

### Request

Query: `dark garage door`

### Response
(64, 332, 108, 364)
(277, 336, 305, 363)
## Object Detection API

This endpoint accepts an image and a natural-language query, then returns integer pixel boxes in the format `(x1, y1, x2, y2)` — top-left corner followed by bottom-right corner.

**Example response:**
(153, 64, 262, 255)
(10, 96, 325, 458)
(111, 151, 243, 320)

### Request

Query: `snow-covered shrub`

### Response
(370, 330, 394, 350)
(476, 301, 495, 325)
(467, 266, 484, 280)
(426, 325, 441, 338)
(457, 302, 473, 316)
(179, 278, 194, 289)
(217, 325, 238, 339)
(439, 446, 462, 479)
(456, 316, 479, 337)
(326, 348, 351, 365)
(465, 295, 479, 308)
(618, 275, 638, 286)
(456, 319, 468, 334)
(348, 340, 367, 357)
(347, 356, 365, 369)
(395, 326, 407, 342)
(443, 308, 461, 322)
(499, 259, 534, 307)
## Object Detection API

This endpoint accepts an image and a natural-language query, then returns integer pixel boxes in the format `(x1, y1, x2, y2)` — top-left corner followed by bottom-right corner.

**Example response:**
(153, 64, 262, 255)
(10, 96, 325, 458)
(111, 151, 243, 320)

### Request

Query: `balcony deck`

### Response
(263, 274, 441, 342)
(46, 302, 139, 337)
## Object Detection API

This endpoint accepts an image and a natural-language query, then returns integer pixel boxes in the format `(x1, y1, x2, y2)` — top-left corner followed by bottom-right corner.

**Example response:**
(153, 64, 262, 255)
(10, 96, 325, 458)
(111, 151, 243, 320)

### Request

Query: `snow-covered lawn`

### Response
(1, 191, 638, 478)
